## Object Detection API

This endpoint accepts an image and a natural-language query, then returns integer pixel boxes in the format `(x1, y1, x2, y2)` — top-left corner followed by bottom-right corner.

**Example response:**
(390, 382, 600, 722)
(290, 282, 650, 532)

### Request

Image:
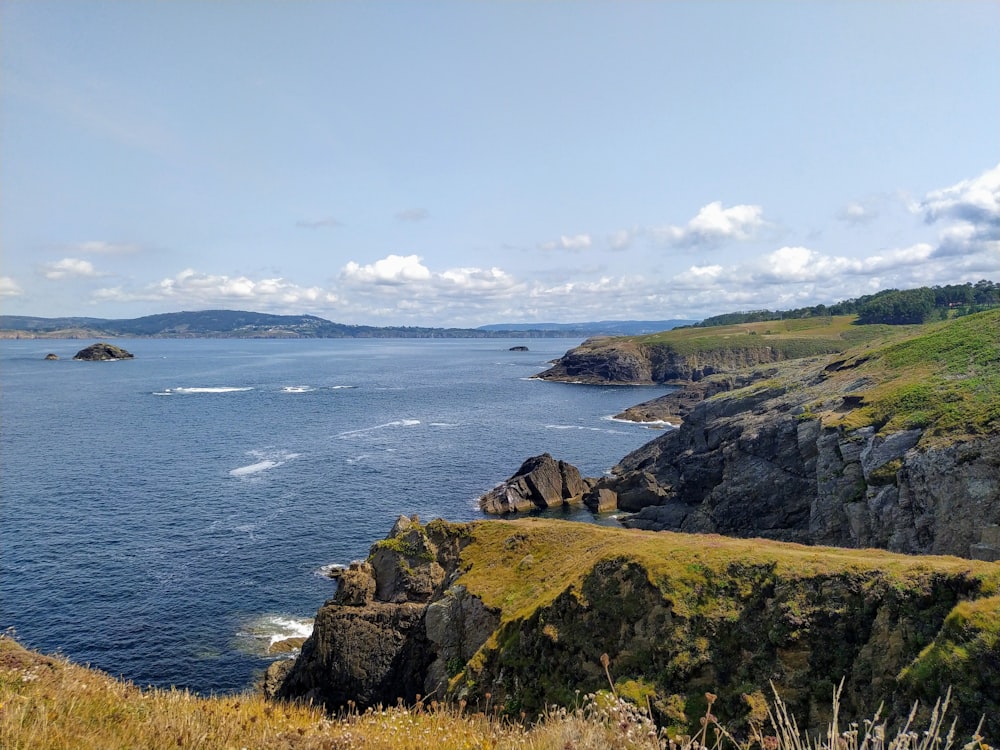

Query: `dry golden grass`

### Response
(2, 635, 994, 750)
(453, 519, 1000, 625)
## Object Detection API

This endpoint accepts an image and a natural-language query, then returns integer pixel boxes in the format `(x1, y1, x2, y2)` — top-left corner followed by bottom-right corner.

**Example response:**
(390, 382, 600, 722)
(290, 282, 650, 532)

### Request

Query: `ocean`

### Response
(0, 337, 671, 693)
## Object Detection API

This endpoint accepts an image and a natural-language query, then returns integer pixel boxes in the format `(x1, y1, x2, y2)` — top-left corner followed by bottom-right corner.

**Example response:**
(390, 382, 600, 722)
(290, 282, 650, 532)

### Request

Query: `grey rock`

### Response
(479, 453, 586, 514)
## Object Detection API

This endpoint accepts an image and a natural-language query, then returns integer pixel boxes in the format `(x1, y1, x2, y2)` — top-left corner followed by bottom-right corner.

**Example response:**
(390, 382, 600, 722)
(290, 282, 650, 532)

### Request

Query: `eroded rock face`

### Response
(72, 343, 134, 361)
(272, 518, 1000, 736)
(478, 453, 589, 514)
(269, 516, 496, 710)
(537, 339, 793, 385)
(608, 383, 1000, 559)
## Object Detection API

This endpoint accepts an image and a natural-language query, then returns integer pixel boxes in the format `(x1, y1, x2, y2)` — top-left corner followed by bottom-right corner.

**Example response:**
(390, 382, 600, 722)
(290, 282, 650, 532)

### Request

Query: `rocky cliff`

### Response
(271, 516, 1000, 736)
(535, 316, 880, 385)
(590, 311, 1000, 561)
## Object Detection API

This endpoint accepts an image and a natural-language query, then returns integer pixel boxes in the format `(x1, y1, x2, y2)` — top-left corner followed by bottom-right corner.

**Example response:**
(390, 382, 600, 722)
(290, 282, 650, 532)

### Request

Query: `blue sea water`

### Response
(0, 338, 671, 693)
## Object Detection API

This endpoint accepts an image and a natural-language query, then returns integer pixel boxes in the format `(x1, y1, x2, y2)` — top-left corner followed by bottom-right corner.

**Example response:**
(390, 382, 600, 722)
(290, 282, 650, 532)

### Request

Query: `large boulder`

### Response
(73, 343, 134, 361)
(478, 453, 588, 514)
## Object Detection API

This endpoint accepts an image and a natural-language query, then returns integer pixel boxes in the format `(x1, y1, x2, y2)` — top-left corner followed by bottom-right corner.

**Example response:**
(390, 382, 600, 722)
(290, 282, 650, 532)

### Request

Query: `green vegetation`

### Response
(444, 519, 1000, 734)
(692, 281, 999, 328)
(821, 309, 1000, 440)
(2, 634, 994, 750)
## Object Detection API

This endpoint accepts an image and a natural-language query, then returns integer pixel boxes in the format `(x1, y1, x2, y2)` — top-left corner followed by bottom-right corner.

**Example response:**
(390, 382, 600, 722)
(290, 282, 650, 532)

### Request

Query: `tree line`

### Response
(693, 280, 999, 328)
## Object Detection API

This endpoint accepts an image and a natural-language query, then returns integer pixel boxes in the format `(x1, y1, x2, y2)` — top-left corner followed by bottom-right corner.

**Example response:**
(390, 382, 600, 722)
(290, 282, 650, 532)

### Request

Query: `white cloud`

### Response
(92, 269, 337, 309)
(652, 201, 766, 248)
(918, 163, 1000, 261)
(921, 163, 1000, 226)
(41, 258, 102, 280)
(837, 201, 878, 225)
(608, 228, 639, 251)
(540, 234, 592, 252)
(0, 276, 23, 297)
(341, 254, 433, 285)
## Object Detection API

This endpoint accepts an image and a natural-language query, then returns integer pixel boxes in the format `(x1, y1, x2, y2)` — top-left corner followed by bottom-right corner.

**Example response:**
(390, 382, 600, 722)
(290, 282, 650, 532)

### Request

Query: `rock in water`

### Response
(508, 345, 529, 351)
(44, 353, 59, 360)
(478, 453, 588, 514)
(72, 343, 134, 361)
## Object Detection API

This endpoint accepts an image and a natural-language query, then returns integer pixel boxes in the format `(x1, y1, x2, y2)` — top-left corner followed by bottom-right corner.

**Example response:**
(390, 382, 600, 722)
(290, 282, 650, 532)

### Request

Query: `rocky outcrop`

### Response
(537, 338, 820, 385)
(44, 353, 59, 360)
(72, 342, 134, 361)
(599, 369, 1000, 560)
(269, 516, 493, 708)
(478, 453, 590, 514)
(272, 517, 1000, 736)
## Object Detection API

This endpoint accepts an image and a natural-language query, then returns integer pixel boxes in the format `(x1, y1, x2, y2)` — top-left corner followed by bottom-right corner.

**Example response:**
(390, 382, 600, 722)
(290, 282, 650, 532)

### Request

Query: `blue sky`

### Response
(2, 1, 998, 325)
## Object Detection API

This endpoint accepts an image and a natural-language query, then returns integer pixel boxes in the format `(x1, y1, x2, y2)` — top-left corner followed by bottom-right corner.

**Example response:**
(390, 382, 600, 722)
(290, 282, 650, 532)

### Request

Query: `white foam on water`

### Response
(429, 422, 459, 428)
(229, 460, 278, 476)
(315, 562, 346, 578)
(159, 386, 254, 395)
(337, 419, 421, 438)
(234, 614, 314, 656)
(345, 454, 371, 464)
(328, 385, 356, 390)
(544, 423, 627, 435)
(229, 449, 300, 477)
(603, 415, 677, 429)
(281, 385, 315, 393)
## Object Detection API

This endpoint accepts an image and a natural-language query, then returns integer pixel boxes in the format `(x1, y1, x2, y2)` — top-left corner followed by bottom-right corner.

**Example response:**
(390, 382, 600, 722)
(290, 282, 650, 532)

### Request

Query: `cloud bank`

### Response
(10, 164, 998, 325)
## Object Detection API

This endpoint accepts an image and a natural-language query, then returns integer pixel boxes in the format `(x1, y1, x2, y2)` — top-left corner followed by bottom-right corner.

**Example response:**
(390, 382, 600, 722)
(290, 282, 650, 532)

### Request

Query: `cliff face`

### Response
(536, 338, 796, 384)
(600, 378, 1000, 561)
(272, 517, 1000, 736)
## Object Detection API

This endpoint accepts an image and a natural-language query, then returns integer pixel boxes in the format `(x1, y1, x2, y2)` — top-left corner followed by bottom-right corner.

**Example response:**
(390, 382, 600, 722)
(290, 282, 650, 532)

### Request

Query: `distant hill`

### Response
(0, 310, 607, 339)
(478, 320, 698, 336)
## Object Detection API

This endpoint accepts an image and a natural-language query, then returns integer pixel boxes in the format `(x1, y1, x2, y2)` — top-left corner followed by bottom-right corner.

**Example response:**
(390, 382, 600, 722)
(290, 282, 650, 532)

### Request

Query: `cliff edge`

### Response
(271, 516, 1000, 736)
(590, 310, 1000, 561)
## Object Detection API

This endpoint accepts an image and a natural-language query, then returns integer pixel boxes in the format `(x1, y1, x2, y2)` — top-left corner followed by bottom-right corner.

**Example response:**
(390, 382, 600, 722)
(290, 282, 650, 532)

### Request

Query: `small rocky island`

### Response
(72, 343, 134, 361)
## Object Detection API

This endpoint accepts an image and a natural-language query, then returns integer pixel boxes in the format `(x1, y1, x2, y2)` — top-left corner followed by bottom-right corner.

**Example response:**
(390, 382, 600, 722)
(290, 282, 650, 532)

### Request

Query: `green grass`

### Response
(821, 310, 1000, 440)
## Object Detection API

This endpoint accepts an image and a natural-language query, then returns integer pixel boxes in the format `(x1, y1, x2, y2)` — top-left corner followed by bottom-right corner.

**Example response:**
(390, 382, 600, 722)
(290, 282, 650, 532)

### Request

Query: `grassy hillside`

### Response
(802, 309, 1000, 441)
(625, 315, 916, 358)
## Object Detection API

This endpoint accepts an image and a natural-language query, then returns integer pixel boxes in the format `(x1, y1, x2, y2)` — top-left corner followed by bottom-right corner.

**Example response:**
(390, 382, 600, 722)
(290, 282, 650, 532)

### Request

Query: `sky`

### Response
(1, 1, 998, 326)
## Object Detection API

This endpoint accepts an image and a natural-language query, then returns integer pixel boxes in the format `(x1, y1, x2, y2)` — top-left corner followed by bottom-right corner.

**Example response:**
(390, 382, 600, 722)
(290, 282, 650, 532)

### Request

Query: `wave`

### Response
(544, 423, 627, 435)
(429, 422, 459, 428)
(328, 385, 356, 390)
(337, 419, 421, 438)
(229, 449, 300, 477)
(281, 385, 315, 393)
(603, 415, 677, 429)
(155, 386, 254, 395)
(234, 614, 314, 657)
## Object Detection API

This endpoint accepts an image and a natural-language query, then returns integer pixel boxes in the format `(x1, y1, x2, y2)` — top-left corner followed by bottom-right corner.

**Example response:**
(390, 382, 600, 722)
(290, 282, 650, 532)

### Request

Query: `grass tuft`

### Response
(2, 633, 994, 750)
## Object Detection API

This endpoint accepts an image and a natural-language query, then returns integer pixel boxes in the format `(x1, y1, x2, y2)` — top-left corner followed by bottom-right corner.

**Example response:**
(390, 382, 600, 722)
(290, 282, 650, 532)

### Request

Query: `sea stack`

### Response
(72, 343, 134, 361)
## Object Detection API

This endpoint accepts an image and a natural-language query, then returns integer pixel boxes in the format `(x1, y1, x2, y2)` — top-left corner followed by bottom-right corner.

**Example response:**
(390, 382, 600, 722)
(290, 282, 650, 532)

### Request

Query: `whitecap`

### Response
(162, 386, 254, 394)
(234, 614, 314, 657)
(281, 385, 314, 393)
(429, 422, 459, 428)
(229, 449, 299, 477)
(337, 419, 421, 438)
(328, 385, 356, 390)
(603, 415, 677, 429)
